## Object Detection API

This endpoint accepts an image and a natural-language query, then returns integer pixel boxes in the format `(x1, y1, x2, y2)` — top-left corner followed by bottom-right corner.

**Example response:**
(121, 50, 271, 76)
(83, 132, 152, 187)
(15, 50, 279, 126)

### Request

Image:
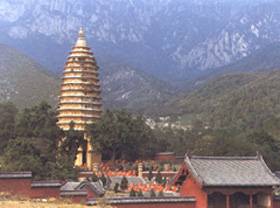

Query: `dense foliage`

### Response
(155, 127, 280, 171)
(88, 110, 158, 161)
(0, 102, 78, 179)
(1, 95, 280, 178)
(174, 71, 280, 130)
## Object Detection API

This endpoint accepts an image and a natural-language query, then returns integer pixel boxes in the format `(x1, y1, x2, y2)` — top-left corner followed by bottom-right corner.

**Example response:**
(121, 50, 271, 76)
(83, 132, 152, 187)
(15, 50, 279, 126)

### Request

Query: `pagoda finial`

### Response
(75, 27, 87, 47)
(79, 27, 85, 37)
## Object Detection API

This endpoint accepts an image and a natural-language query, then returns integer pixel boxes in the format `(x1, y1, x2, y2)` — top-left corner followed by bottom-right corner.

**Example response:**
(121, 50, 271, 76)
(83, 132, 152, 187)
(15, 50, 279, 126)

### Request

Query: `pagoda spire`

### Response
(75, 27, 88, 47)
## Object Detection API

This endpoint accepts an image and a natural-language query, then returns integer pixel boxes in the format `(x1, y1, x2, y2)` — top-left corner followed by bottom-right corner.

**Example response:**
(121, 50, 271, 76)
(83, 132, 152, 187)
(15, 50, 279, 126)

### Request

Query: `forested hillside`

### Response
(170, 70, 280, 133)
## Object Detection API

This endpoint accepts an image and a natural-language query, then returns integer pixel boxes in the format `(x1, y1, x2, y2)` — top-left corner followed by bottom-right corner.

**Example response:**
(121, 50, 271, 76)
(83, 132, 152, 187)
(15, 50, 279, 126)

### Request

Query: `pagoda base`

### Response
(75, 134, 101, 171)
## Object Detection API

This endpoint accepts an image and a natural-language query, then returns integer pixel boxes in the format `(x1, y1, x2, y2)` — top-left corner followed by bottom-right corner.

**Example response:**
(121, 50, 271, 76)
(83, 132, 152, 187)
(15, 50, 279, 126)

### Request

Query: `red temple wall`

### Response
(30, 187, 61, 198)
(86, 186, 98, 199)
(0, 178, 32, 197)
(180, 176, 207, 208)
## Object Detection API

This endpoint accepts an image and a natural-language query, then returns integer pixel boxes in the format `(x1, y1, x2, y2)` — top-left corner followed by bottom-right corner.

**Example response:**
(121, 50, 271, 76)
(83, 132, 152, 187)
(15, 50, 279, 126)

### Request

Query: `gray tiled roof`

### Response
(31, 180, 62, 187)
(186, 155, 280, 187)
(0, 172, 32, 178)
(60, 180, 105, 196)
(109, 176, 146, 189)
(76, 181, 105, 196)
(60, 191, 87, 196)
(60, 182, 80, 191)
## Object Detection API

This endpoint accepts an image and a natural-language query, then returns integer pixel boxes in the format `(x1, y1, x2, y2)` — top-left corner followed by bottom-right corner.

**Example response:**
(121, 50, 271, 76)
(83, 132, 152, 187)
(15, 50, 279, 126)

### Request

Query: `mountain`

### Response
(0, 44, 174, 111)
(0, 44, 59, 108)
(189, 43, 280, 88)
(219, 43, 280, 73)
(168, 70, 280, 130)
(100, 61, 175, 113)
(1, 0, 280, 84)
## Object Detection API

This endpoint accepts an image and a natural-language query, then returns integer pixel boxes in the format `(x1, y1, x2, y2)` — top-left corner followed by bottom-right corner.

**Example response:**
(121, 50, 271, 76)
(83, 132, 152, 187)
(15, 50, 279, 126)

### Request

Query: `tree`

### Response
(92, 172, 99, 182)
(0, 102, 79, 180)
(0, 103, 17, 151)
(114, 183, 119, 193)
(59, 121, 84, 166)
(150, 189, 156, 197)
(100, 174, 107, 187)
(138, 190, 144, 197)
(120, 176, 128, 190)
(129, 189, 137, 197)
(89, 110, 157, 161)
(158, 190, 164, 197)
(148, 168, 153, 181)
(1, 137, 46, 178)
(155, 171, 162, 184)
(16, 101, 62, 140)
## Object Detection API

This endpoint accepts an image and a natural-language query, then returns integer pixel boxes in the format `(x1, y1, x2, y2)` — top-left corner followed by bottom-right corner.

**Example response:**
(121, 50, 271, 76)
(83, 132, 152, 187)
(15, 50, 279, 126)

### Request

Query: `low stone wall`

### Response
(30, 181, 62, 199)
(0, 172, 89, 203)
(87, 197, 196, 208)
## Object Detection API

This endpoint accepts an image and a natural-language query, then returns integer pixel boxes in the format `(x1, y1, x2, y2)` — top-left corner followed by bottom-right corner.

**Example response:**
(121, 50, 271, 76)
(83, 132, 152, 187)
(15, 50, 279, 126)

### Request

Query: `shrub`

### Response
(114, 183, 119, 193)
(150, 189, 156, 197)
(138, 190, 144, 197)
(120, 176, 129, 190)
(129, 189, 137, 197)
(158, 190, 164, 197)
(100, 174, 107, 187)
(155, 171, 162, 184)
(148, 168, 153, 181)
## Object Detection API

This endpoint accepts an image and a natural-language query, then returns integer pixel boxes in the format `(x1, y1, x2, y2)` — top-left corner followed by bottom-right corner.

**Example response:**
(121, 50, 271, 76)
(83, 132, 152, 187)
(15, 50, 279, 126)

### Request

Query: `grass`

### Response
(0, 200, 87, 208)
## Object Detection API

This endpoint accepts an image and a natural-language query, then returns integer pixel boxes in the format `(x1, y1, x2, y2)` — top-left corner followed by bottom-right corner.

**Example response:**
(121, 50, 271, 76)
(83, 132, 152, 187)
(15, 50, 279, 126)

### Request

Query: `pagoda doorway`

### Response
(75, 137, 94, 170)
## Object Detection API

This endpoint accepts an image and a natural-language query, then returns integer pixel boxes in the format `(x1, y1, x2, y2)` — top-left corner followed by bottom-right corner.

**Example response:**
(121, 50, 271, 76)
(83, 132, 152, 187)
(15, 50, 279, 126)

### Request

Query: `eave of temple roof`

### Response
(185, 155, 280, 187)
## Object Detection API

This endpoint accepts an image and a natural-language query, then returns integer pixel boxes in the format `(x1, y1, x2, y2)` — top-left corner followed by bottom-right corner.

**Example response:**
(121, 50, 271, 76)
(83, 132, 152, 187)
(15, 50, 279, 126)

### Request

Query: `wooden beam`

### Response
(226, 195, 230, 208)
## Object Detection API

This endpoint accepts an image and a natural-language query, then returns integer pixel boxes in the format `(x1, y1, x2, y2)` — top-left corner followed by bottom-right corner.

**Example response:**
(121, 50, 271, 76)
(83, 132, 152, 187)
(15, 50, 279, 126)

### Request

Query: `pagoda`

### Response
(57, 28, 102, 170)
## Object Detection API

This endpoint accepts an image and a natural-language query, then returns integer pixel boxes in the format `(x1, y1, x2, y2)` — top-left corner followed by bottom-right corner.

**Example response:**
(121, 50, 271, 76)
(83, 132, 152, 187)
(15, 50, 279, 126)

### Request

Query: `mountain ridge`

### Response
(1, 0, 280, 83)
(0, 43, 174, 111)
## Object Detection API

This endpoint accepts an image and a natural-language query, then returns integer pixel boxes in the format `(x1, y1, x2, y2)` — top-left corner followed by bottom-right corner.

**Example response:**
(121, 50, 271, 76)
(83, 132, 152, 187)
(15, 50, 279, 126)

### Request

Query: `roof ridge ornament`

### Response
(75, 27, 87, 47)
(256, 151, 262, 160)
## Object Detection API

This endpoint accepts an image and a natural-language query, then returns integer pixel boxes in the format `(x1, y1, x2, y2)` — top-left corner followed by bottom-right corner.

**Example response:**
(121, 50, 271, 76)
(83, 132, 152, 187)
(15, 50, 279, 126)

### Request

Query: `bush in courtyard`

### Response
(129, 189, 137, 197)
(138, 190, 144, 197)
(92, 172, 99, 182)
(114, 183, 119, 193)
(158, 190, 164, 197)
(100, 173, 107, 186)
(148, 168, 153, 181)
(155, 171, 162, 184)
(150, 189, 156, 198)
(120, 176, 128, 190)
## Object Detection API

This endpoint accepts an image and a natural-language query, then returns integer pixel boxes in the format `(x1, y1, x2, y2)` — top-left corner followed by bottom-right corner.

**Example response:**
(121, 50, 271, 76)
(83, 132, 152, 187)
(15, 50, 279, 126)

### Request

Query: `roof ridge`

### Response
(190, 155, 259, 160)
(185, 155, 204, 186)
(185, 154, 280, 187)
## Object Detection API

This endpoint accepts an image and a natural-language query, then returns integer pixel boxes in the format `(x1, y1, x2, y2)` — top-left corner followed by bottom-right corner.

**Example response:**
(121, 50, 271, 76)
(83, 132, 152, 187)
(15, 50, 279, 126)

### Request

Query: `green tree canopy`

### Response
(0, 102, 78, 179)
(88, 110, 157, 161)
(0, 102, 17, 151)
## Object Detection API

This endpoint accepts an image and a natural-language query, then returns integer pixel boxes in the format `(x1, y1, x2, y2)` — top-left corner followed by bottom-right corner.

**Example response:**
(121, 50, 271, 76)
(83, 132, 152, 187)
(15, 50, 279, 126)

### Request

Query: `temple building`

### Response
(57, 28, 102, 170)
(175, 154, 280, 208)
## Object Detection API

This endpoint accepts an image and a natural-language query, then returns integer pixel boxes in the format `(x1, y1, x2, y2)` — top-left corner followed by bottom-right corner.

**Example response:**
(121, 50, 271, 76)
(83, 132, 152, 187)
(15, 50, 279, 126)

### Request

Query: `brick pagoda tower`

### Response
(57, 28, 102, 170)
